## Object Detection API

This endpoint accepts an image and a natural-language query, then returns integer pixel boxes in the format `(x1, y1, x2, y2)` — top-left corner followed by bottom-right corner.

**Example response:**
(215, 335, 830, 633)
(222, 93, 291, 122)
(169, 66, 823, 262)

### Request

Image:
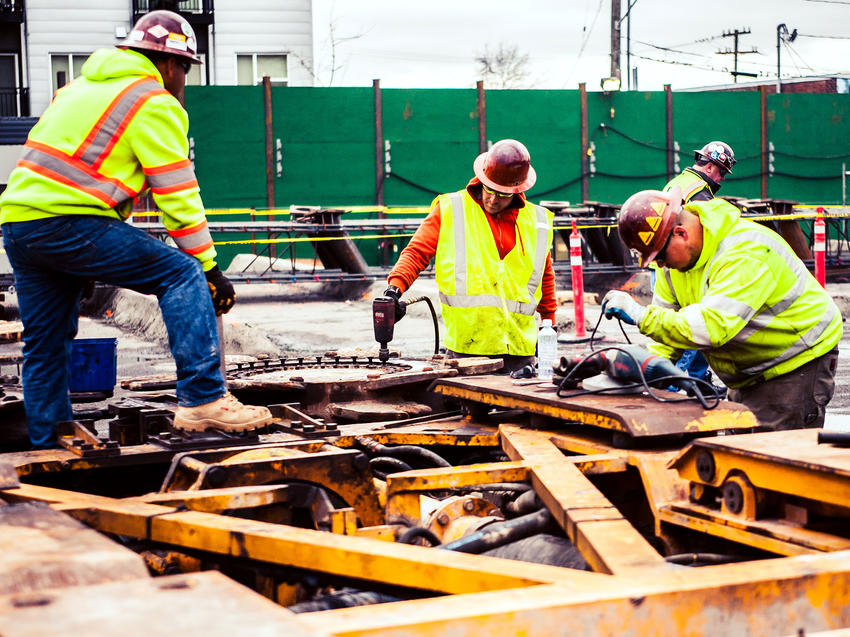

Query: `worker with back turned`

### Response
(0, 10, 272, 449)
(383, 139, 556, 374)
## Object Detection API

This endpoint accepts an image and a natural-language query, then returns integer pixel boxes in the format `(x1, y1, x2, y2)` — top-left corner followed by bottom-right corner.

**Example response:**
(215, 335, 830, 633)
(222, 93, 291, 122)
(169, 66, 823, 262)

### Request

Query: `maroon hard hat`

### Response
(120, 10, 202, 64)
(617, 187, 682, 267)
(694, 141, 736, 174)
(473, 139, 536, 194)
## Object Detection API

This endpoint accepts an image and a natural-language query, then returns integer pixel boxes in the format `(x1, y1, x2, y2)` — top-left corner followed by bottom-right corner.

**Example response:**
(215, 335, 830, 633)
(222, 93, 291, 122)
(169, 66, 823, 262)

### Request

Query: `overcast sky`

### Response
(310, 0, 850, 91)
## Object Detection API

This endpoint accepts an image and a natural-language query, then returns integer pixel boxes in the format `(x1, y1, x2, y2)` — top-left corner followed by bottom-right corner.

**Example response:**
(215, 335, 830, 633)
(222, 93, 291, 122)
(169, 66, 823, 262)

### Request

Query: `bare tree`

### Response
(293, 5, 366, 86)
(475, 43, 533, 88)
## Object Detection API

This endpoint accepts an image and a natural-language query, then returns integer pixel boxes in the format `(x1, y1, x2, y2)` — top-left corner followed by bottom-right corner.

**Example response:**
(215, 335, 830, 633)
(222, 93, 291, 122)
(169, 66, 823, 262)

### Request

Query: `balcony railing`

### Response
(0, 0, 24, 22)
(0, 87, 29, 118)
(134, 0, 213, 16)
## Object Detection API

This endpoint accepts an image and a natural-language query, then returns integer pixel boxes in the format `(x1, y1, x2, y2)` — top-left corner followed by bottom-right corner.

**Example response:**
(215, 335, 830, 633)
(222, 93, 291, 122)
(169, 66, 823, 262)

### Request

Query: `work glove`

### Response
(601, 290, 645, 326)
(205, 266, 235, 315)
(383, 285, 407, 322)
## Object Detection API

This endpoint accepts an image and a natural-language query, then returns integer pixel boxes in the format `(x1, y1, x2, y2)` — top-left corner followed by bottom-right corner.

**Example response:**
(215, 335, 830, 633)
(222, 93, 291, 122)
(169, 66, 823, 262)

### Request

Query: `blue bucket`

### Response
(69, 337, 117, 393)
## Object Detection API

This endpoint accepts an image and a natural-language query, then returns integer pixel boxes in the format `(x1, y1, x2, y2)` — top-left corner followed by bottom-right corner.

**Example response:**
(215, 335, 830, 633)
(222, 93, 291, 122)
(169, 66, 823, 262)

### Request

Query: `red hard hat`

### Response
(120, 10, 202, 64)
(617, 187, 682, 267)
(694, 141, 736, 174)
(473, 139, 536, 193)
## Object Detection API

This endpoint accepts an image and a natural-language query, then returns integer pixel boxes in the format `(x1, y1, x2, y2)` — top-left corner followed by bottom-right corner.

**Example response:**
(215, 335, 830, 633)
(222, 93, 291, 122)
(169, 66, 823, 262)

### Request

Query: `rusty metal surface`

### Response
(0, 571, 324, 637)
(432, 375, 758, 438)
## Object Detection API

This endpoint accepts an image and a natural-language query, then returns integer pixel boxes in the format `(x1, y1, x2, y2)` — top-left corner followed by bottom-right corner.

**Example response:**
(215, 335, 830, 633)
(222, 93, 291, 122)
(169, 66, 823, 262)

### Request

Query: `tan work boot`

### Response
(173, 393, 273, 433)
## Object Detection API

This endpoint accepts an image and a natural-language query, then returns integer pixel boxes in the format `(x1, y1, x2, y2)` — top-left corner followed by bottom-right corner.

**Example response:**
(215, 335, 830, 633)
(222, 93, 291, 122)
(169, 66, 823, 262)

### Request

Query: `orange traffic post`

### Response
(814, 208, 826, 287)
(570, 220, 587, 338)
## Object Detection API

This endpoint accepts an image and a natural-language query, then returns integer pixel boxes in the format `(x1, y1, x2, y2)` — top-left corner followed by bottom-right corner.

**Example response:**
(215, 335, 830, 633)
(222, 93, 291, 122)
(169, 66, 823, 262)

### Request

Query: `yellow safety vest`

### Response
(0, 48, 216, 269)
(435, 190, 553, 356)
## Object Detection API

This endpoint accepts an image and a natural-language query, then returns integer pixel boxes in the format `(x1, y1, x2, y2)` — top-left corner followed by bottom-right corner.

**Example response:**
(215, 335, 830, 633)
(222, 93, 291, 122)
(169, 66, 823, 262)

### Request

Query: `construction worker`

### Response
(0, 10, 271, 449)
(665, 141, 736, 202)
(384, 139, 555, 373)
(601, 188, 841, 430)
(657, 140, 738, 387)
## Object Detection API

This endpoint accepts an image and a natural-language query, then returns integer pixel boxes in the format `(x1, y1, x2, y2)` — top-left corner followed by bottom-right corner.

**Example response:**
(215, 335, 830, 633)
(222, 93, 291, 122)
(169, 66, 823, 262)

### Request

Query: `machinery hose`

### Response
(397, 526, 442, 547)
(665, 553, 748, 566)
(369, 456, 413, 480)
(504, 489, 543, 516)
(439, 507, 551, 554)
(288, 589, 402, 613)
(356, 437, 451, 468)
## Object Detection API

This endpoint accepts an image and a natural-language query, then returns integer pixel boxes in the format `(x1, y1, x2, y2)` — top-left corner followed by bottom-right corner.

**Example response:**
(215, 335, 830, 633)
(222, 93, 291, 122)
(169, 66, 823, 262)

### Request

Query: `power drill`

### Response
(372, 287, 407, 363)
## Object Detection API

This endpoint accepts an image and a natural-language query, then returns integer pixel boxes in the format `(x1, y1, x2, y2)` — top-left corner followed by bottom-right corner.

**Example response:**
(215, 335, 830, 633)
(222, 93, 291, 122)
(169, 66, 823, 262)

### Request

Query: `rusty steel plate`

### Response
(432, 375, 757, 438)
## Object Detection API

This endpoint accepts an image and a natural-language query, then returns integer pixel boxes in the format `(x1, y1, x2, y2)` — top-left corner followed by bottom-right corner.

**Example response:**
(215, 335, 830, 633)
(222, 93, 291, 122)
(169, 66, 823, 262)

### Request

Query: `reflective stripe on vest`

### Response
(144, 159, 199, 195)
(439, 192, 548, 317)
(75, 78, 168, 169)
(167, 219, 213, 255)
(695, 226, 837, 363)
(17, 77, 167, 211)
(19, 140, 137, 208)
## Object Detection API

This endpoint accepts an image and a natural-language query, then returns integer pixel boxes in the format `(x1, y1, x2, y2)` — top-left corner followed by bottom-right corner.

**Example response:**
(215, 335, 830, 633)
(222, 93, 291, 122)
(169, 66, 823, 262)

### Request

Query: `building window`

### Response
(50, 54, 90, 94)
(236, 54, 287, 86)
(186, 54, 205, 86)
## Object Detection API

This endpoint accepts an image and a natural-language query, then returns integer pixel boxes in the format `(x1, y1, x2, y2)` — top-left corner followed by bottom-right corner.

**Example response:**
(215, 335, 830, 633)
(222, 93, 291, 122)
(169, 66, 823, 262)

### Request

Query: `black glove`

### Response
(205, 266, 235, 315)
(383, 285, 407, 322)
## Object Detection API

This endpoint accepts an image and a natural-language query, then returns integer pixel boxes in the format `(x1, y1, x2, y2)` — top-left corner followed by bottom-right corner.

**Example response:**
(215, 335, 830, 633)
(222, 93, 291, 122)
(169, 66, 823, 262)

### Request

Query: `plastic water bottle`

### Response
(537, 319, 557, 380)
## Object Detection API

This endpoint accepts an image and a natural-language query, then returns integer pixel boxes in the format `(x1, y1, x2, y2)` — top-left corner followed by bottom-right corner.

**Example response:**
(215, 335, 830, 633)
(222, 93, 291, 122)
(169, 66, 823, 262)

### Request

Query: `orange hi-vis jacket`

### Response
(0, 47, 216, 269)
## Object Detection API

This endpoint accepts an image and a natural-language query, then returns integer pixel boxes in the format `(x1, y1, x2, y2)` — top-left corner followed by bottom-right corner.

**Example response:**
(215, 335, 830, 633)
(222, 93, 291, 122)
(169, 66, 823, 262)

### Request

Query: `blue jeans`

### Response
(2, 215, 225, 448)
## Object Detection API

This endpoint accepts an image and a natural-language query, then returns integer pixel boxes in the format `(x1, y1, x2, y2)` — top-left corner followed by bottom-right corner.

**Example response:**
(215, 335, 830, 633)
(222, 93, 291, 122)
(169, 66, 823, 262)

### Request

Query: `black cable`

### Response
(439, 508, 551, 554)
(387, 172, 441, 196)
(406, 295, 440, 355)
(555, 345, 721, 409)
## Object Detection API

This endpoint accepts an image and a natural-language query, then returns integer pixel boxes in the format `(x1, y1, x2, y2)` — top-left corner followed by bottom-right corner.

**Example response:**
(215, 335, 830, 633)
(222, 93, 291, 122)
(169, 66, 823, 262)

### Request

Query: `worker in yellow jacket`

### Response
(0, 10, 271, 448)
(601, 188, 841, 430)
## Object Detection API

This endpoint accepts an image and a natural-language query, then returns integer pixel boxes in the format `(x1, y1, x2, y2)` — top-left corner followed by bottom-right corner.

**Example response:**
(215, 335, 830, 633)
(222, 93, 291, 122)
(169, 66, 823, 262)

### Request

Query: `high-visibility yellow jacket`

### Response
(0, 48, 215, 269)
(663, 167, 717, 203)
(435, 190, 553, 356)
(642, 198, 842, 388)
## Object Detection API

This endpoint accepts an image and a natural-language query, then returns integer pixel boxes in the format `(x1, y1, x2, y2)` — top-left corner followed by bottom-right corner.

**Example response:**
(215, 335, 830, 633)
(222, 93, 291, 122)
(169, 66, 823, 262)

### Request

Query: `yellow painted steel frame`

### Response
(4, 422, 850, 634)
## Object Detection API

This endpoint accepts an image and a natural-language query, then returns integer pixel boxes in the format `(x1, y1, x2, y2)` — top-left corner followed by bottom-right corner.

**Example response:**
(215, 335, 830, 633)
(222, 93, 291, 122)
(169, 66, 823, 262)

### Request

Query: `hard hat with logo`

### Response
(119, 10, 202, 65)
(694, 141, 736, 174)
(473, 139, 537, 193)
(617, 187, 683, 267)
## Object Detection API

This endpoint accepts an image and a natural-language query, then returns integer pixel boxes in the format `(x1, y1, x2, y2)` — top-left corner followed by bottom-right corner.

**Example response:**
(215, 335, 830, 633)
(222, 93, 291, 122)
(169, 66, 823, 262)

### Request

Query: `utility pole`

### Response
(610, 0, 621, 83)
(717, 28, 758, 83)
(776, 23, 798, 94)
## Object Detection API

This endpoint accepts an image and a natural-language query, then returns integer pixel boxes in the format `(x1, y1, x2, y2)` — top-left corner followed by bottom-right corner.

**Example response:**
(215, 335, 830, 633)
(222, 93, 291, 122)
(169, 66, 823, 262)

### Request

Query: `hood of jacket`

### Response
(81, 47, 163, 85)
(684, 197, 741, 270)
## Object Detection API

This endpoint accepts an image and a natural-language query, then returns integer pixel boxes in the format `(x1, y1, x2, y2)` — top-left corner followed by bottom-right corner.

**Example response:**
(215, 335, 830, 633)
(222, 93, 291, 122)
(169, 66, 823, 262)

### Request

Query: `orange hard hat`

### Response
(617, 187, 683, 267)
(473, 139, 536, 193)
(120, 10, 202, 64)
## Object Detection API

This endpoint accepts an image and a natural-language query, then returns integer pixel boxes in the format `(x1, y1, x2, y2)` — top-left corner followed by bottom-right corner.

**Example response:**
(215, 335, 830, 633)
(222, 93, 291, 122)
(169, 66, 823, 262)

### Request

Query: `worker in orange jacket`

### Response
(385, 139, 556, 373)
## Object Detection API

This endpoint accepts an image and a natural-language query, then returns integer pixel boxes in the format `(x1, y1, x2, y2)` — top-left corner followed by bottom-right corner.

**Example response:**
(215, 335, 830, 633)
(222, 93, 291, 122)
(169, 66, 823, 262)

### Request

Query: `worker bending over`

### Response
(657, 140, 738, 387)
(0, 10, 271, 448)
(384, 139, 555, 373)
(602, 188, 841, 430)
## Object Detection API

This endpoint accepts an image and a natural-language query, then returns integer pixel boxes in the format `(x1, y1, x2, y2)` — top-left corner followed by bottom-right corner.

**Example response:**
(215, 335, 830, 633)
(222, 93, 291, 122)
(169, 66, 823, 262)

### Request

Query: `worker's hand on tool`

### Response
(601, 290, 645, 326)
(383, 285, 407, 322)
(205, 266, 236, 315)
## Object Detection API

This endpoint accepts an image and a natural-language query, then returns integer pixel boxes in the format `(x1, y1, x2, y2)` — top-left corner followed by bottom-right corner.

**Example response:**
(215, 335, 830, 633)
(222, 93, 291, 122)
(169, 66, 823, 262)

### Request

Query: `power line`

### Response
(630, 52, 731, 74)
(798, 32, 850, 39)
(631, 39, 714, 59)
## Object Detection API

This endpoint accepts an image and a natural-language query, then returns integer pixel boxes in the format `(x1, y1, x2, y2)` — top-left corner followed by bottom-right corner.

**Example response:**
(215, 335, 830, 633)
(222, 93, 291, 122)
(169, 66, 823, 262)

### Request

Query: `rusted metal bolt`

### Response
(463, 500, 475, 513)
(302, 424, 316, 433)
(437, 513, 450, 526)
(290, 420, 303, 429)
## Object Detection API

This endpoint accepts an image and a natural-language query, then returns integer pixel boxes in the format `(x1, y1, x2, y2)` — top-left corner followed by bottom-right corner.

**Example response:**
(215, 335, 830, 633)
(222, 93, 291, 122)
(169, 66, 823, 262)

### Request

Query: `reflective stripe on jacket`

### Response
(435, 190, 553, 356)
(642, 198, 842, 388)
(663, 167, 715, 203)
(0, 48, 215, 269)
